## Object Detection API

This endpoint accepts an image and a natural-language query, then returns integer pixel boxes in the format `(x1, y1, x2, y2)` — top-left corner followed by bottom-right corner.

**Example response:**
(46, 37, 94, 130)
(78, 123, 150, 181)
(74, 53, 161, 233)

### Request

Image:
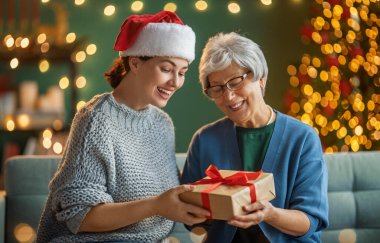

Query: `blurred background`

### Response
(0, 0, 379, 165)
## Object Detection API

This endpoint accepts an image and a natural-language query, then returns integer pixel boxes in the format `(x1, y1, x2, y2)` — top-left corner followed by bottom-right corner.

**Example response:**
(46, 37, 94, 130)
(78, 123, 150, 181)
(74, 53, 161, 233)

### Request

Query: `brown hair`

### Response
(104, 56, 152, 89)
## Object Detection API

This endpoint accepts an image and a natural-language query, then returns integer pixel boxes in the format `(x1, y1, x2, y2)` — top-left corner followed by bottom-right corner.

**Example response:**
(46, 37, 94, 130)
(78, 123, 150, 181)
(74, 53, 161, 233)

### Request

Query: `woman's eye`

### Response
(161, 68, 171, 73)
(179, 72, 185, 77)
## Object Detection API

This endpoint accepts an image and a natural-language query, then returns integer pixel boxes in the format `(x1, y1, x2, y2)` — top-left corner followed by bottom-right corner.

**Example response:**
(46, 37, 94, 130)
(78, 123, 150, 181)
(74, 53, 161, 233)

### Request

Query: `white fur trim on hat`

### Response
(119, 22, 196, 63)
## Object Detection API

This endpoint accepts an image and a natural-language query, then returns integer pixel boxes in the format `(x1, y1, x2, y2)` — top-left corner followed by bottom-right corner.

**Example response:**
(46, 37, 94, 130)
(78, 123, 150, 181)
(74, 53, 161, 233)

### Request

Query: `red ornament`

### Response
(328, 0, 341, 6)
(300, 25, 313, 39)
(339, 80, 352, 97)
(341, 6, 350, 21)
(284, 90, 296, 109)
(321, 31, 330, 44)
(323, 104, 335, 117)
(325, 55, 340, 67)
(348, 46, 364, 58)
(297, 73, 311, 85)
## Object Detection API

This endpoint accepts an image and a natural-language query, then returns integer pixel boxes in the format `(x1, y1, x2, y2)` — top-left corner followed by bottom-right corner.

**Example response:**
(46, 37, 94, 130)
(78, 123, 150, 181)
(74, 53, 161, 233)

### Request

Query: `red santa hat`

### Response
(113, 11, 196, 63)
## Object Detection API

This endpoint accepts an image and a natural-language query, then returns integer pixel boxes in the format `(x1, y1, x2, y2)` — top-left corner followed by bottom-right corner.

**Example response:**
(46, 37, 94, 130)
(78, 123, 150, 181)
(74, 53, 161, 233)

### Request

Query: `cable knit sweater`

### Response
(36, 93, 180, 243)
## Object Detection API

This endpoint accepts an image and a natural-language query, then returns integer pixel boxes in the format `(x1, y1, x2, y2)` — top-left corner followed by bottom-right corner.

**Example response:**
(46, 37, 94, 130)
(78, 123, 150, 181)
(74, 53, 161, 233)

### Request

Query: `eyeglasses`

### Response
(203, 71, 252, 98)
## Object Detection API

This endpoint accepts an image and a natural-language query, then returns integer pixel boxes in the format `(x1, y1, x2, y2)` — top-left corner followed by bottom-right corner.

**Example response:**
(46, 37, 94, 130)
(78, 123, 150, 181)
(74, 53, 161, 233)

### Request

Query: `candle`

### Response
(19, 81, 38, 112)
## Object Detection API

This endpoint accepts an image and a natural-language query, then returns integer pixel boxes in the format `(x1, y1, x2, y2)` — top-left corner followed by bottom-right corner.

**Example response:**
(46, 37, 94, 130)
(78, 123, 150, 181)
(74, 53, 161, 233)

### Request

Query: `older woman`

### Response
(181, 32, 328, 243)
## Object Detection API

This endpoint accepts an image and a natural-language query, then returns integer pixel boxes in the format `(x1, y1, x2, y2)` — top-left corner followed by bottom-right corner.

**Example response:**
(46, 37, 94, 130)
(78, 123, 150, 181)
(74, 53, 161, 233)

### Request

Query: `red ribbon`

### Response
(191, 164, 262, 219)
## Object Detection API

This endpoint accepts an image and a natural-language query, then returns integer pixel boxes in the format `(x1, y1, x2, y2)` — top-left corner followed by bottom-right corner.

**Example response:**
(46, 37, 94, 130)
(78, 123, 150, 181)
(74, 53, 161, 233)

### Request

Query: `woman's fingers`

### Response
(184, 203, 210, 218)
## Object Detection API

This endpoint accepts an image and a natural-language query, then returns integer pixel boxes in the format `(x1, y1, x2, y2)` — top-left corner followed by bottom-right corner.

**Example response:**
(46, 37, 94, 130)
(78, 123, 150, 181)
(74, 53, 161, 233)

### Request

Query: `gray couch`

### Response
(0, 152, 379, 243)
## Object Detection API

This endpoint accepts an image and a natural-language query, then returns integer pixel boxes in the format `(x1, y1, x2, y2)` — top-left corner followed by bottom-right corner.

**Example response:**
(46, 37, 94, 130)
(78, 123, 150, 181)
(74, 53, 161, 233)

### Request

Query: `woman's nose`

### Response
(169, 73, 181, 88)
(223, 87, 235, 100)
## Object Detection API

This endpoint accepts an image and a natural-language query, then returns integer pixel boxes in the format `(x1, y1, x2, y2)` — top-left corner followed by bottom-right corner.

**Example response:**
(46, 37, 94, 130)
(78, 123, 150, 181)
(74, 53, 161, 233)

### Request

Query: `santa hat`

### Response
(113, 11, 196, 63)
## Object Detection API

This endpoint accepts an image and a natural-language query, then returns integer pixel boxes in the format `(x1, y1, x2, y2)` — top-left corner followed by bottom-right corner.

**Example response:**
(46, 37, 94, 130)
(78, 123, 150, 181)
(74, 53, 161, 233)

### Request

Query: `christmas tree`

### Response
(285, 0, 380, 153)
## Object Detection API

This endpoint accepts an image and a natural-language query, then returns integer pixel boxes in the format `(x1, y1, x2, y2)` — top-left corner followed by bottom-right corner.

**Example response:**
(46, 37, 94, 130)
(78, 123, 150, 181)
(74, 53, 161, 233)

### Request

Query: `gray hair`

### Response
(199, 32, 268, 89)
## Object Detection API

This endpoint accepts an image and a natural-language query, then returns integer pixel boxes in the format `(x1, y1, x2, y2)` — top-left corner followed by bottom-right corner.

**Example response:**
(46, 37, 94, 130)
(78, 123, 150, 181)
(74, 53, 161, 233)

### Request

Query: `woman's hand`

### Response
(228, 200, 310, 236)
(154, 185, 210, 226)
(228, 200, 274, 229)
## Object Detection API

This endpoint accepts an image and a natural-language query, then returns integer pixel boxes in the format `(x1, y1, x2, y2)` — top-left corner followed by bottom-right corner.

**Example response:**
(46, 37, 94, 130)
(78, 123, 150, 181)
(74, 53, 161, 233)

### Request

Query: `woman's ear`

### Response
(128, 57, 140, 74)
(259, 78, 267, 95)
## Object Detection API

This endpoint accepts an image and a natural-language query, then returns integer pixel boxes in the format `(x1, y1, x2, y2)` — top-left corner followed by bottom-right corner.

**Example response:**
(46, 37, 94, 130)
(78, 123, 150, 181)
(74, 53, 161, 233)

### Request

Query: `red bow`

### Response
(191, 165, 262, 218)
(114, 11, 184, 51)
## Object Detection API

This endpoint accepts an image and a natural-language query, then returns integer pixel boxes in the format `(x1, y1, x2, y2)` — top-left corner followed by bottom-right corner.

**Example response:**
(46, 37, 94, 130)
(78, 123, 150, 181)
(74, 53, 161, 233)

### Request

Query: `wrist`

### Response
(147, 196, 160, 216)
(264, 204, 278, 223)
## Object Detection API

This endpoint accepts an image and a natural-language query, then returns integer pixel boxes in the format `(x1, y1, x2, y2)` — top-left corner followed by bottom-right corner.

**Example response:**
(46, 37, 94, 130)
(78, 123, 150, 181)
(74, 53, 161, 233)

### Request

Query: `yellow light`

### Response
(287, 65, 297, 76)
(10, 58, 19, 69)
(325, 90, 334, 101)
(39, 59, 50, 72)
(228, 2, 240, 14)
(331, 19, 340, 29)
(289, 76, 299, 87)
(261, 0, 272, 5)
(20, 38, 30, 48)
(53, 119, 63, 131)
(325, 147, 334, 153)
(303, 84, 314, 96)
(74, 51, 86, 63)
(323, 9, 332, 18)
(86, 44, 97, 55)
(312, 92, 322, 103)
(320, 70, 329, 81)
(164, 2, 177, 12)
(37, 33, 47, 44)
(332, 120, 340, 130)
(312, 32, 322, 44)
(59, 77, 70, 89)
(41, 43, 50, 53)
(66, 32, 76, 43)
(195, 0, 208, 11)
(354, 125, 363, 136)
(131, 1, 143, 12)
(75, 0, 85, 5)
(303, 102, 313, 113)
(15, 37, 22, 47)
(338, 55, 346, 65)
(4, 34, 14, 47)
(333, 5, 343, 16)
(312, 58, 321, 68)
(17, 114, 31, 129)
(41, 0, 50, 3)
(76, 76, 87, 88)
(77, 101, 86, 111)
(42, 129, 53, 139)
(290, 102, 300, 113)
(307, 66, 318, 78)
(14, 223, 36, 243)
(6, 119, 15, 131)
(53, 142, 63, 154)
(367, 100, 375, 111)
(42, 138, 52, 149)
(301, 55, 311, 65)
(337, 127, 347, 139)
(350, 139, 359, 152)
(104, 5, 116, 16)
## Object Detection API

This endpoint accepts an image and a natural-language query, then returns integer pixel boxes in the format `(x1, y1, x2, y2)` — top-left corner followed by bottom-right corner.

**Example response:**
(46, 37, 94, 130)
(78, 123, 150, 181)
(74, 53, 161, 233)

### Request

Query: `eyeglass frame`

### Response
(203, 70, 252, 98)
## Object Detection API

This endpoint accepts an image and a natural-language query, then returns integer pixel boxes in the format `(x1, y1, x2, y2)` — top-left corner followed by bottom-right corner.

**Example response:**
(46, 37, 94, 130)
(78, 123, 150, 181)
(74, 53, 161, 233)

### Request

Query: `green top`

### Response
(236, 122, 275, 171)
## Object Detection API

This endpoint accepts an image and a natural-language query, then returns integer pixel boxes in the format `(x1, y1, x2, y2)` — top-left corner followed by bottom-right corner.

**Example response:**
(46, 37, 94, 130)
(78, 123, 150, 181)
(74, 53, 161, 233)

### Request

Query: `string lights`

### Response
(285, 0, 380, 153)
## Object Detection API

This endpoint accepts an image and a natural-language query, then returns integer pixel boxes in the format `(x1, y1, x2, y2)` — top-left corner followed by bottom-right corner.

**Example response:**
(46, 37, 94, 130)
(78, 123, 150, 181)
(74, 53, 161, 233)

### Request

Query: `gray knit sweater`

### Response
(36, 93, 180, 243)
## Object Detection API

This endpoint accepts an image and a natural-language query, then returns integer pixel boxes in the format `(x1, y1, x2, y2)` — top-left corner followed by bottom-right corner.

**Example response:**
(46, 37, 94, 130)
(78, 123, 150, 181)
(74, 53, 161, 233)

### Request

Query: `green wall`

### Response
(4, 0, 313, 152)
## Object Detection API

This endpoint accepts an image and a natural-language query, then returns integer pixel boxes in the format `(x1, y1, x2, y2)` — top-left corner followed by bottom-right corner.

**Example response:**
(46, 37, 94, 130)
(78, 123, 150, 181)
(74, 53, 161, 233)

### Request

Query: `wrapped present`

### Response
(180, 165, 276, 220)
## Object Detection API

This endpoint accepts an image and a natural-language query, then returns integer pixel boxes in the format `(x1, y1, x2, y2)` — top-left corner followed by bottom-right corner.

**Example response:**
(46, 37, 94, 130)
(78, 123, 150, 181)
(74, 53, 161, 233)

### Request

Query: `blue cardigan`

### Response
(181, 112, 329, 243)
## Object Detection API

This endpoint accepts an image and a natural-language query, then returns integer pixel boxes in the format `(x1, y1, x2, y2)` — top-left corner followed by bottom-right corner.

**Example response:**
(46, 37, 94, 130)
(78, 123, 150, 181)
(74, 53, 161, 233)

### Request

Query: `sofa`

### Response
(0, 152, 379, 243)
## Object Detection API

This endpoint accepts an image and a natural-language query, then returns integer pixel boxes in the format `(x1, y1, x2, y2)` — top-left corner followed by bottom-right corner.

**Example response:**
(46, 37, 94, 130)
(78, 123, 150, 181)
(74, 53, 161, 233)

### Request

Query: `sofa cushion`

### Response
(323, 151, 380, 243)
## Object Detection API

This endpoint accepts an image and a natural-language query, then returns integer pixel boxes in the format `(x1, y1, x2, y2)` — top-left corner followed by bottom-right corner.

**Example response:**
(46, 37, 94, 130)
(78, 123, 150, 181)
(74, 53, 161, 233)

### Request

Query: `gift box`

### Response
(180, 165, 276, 220)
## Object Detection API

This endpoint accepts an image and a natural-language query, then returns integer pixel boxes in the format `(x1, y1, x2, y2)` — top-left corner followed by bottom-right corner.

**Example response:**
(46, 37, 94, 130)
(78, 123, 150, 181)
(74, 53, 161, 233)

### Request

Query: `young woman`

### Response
(37, 11, 209, 243)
